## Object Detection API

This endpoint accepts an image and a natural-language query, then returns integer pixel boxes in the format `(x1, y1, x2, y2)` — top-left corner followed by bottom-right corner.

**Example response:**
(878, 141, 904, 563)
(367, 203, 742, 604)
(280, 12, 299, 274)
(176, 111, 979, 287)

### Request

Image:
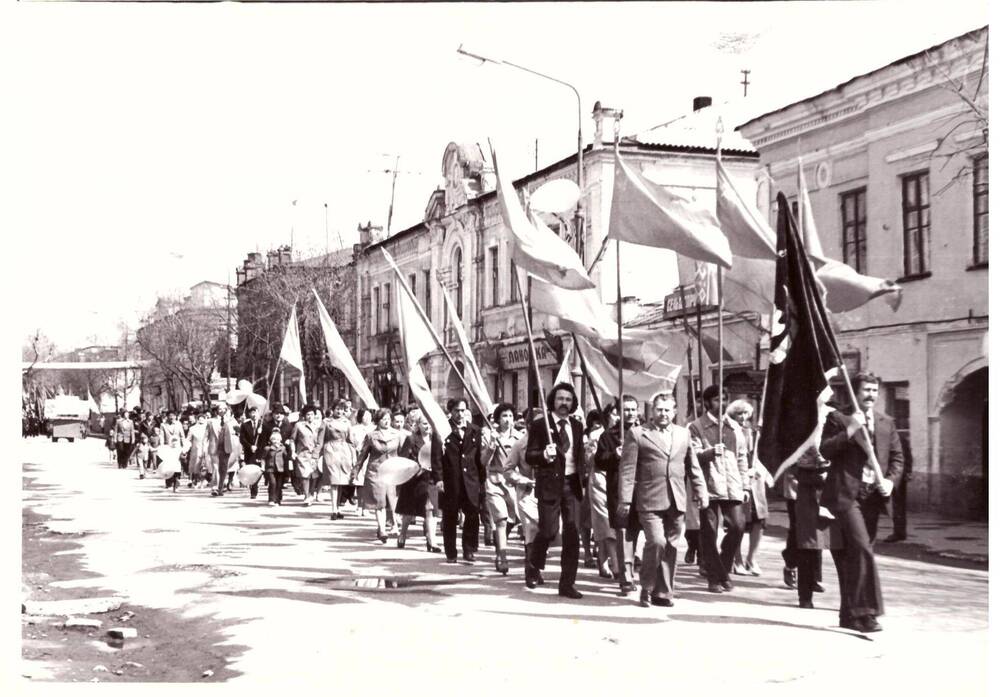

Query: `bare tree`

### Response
(235, 249, 356, 404)
(923, 31, 988, 193)
(136, 294, 231, 409)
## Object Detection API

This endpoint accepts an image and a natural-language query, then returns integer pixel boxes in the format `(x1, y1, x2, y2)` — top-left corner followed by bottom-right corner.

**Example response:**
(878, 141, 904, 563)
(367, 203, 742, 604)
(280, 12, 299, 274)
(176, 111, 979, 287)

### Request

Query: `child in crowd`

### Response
(131, 434, 151, 479)
(263, 430, 288, 506)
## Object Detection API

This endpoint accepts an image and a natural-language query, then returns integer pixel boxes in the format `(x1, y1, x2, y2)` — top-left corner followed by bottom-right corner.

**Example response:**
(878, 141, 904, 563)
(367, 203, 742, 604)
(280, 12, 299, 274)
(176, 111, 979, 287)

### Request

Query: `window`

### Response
(372, 286, 380, 334)
(409, 273, 417, 296)
(452, 247, 464, 319)
(382, 282, 391, 331)
(489, 247, 499, 307)
(840, 188, 867, 273)
(509, 259, 519, 303)
(973, 155, 988, 265)
(509, 372, 518, 405)
(901, 171, 931, 277)
(423, 269, 432, 317)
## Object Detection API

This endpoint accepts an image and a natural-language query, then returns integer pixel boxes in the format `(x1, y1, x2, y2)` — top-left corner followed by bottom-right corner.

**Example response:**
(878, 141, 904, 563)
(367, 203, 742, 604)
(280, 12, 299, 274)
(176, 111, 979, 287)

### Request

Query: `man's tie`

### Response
(558, 419, 570, 455)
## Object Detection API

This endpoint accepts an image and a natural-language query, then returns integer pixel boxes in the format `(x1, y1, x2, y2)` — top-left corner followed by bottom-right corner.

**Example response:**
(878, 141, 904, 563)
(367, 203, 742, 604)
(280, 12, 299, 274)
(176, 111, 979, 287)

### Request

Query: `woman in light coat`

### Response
(354, 408, 403, 543)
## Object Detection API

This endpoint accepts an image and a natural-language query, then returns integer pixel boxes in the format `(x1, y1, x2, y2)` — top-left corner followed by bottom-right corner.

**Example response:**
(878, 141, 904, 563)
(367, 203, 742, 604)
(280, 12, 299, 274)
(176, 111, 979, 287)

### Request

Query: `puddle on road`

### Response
(310, 575, 467, 592)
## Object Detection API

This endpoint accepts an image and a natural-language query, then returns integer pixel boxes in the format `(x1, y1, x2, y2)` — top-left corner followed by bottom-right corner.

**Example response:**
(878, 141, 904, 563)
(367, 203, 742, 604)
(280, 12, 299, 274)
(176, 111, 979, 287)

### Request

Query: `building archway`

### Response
(936, 363, 988, 519)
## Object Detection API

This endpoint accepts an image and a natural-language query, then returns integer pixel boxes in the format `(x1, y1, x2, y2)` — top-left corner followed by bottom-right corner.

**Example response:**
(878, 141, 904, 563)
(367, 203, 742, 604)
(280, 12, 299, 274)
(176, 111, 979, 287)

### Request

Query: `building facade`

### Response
(739, 27, 988, 518)
(353, 102, 763, 417)
(138, 281, 236, 412)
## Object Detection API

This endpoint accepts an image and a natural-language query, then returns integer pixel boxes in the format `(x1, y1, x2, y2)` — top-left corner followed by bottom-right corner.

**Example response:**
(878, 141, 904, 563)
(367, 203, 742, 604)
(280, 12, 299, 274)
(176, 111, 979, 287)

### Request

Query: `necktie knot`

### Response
(557, 419, 570, 454)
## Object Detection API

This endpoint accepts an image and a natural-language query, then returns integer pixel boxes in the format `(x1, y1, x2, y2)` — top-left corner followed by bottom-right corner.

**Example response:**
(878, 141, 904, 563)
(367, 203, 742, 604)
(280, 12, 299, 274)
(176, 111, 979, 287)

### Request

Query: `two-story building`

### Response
(353, 100, 764, 416)
(738, 26, 988, 518)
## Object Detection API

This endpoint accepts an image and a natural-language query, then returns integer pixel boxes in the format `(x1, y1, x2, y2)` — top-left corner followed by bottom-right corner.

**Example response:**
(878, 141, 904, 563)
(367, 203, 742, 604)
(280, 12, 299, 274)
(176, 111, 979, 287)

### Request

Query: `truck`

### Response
(43, 396, 90, 442)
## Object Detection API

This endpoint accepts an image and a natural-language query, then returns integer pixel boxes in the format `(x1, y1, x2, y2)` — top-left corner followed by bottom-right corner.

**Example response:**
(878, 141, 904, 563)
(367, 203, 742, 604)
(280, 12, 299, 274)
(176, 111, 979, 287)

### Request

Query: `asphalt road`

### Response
(20, 438, 989, 693)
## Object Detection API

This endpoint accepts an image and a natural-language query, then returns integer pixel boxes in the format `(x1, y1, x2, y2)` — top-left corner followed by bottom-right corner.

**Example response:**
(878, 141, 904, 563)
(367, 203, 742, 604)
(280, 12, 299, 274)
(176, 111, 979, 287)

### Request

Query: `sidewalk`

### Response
(765, 502, 988, 569)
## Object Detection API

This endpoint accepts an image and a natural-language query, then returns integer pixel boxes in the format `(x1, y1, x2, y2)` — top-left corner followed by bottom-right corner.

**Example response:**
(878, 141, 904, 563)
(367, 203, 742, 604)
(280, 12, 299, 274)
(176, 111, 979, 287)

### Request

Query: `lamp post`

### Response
(456, 45, 585, 263)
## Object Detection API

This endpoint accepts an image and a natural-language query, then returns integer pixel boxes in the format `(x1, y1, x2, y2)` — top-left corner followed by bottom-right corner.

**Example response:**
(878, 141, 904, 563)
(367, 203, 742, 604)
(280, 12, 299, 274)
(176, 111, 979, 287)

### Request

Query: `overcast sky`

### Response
(10, 0, 989, 351)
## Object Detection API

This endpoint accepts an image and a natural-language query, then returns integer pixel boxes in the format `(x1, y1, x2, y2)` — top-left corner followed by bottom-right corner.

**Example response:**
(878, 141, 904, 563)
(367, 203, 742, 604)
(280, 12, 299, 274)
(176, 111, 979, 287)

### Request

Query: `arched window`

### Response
(452, 246, 463, 319)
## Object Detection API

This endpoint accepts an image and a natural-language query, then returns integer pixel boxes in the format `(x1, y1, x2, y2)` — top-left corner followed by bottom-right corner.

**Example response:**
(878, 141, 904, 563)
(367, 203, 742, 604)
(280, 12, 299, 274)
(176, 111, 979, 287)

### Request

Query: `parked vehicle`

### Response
(43, 396, 90, 442)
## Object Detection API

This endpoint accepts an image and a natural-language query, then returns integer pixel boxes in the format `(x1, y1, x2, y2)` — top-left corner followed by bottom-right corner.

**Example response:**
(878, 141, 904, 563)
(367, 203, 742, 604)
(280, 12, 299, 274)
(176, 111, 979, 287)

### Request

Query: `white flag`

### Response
(395, 283, 451, 438)
(313, 290, 378, 409)
(440, 279, 494, 416)
(492, 145, 594, 290)
(279, 306, 307, 403)
(797, 159, 902, 312)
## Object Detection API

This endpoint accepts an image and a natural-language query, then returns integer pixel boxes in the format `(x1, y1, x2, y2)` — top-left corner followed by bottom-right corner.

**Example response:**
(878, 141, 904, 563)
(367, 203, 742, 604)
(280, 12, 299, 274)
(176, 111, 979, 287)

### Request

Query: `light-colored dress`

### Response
(186, 422, 209, 478)
(349, 423, 374, 485)
(322, 417, 357, 486)
(293, 421, 323, 479)
(357, 427, 402, 511)
(482, 428, 523, 523)
(504, 433, 539, 544)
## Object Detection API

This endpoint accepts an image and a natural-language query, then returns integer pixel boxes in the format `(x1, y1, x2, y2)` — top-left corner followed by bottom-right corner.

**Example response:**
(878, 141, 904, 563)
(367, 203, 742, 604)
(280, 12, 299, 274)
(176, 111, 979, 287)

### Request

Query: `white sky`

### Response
(9, 0, 989, 350)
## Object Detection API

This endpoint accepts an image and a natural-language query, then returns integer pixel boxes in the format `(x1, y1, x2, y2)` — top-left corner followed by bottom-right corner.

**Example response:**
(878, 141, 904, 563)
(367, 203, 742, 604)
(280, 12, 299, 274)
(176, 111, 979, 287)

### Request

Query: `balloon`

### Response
(238, 464, 264, 487)
(528, 178, 580, 214)
(155, 445, 182, 478)
(377, 456, 421, 486)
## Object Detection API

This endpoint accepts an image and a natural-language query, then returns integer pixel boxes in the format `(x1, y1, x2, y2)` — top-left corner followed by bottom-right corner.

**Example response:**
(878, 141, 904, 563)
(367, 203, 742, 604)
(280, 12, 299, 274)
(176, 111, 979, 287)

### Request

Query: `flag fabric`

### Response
(86, 389, 101, 414)
(609, 151, 733, 268)
(553, 345, 586, 419)
(440, 277, 494, 416)
(313, 290, 378, 409)
(279, 306, 308, 403)
(575, 334, 682, 403)
(491, 146, 594, 290)
(797, 159, 903, 312)
(394, 282, 452, 438)
(758, 193, 842, 479)
(716, 158, 777, 260)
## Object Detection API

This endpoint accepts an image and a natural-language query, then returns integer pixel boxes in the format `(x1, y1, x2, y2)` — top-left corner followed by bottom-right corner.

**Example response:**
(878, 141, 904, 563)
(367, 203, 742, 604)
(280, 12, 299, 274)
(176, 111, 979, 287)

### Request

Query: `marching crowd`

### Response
(101, 370, 903, 634)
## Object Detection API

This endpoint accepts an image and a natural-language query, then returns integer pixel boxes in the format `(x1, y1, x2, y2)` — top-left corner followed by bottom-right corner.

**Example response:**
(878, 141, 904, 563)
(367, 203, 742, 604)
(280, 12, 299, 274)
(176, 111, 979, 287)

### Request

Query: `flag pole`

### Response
(614, 138, 625, 444)
(677, 284, 701, 421)
(382, 249, 486, 418)
(571, 334, 602, 410)
(514, 270, 554, 446)
(616, 239, 625, 444)
(715, 118, 726, 444)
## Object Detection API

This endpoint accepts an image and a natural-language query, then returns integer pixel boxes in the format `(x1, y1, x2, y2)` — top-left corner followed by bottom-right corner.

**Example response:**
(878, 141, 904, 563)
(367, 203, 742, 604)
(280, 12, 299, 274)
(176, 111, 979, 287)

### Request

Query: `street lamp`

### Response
(456, 44, 585, 263)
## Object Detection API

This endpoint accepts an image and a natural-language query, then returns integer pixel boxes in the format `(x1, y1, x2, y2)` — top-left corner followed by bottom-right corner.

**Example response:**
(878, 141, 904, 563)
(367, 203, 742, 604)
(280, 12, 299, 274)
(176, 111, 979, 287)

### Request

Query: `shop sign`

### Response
(499, 341, 557, 370)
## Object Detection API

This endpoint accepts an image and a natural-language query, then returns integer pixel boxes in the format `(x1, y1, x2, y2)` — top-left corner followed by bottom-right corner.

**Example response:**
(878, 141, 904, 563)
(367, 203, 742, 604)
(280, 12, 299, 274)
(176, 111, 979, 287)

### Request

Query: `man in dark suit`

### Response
(526, 382, 587, 599)
(436, 398, 485, 563)
(594, 394, 642, 595)
(239, 405, 265, 500)
(619, 393, 708, 608)
(820, 371, 902, 633)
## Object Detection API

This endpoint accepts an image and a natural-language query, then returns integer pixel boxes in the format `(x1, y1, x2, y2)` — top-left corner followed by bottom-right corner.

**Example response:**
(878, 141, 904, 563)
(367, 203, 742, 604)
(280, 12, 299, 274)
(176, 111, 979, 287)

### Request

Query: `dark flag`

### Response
(758, 193, 841, 478)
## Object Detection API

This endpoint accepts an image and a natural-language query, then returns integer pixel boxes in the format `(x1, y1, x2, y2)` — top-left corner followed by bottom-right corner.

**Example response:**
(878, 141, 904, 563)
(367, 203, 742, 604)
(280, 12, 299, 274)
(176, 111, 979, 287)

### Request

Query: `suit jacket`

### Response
(435, 422, 485, 510)
(239, 419, 265, 464)
(216, 417, 239, 457)
(525, 415, 586, 503)
(619, 423, 708, 513)
(819, 410, 904, 514)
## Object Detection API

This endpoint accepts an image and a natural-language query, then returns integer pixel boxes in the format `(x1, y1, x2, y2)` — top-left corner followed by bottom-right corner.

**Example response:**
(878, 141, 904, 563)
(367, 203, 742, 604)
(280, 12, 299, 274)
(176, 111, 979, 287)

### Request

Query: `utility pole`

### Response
(741, 69, 751, 97)
(367, 155, 424, 238)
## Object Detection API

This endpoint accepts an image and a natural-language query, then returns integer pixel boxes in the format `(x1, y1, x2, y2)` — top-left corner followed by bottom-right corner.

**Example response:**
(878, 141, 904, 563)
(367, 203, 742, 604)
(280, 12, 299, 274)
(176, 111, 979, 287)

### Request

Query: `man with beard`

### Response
(820, 371, 903, 633)
(526, 382, 587, 599)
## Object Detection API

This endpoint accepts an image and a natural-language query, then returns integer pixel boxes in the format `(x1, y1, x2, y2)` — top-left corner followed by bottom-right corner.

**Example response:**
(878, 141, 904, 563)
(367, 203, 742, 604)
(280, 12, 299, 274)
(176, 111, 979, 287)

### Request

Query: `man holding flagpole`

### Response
(526, 382, 587, 599)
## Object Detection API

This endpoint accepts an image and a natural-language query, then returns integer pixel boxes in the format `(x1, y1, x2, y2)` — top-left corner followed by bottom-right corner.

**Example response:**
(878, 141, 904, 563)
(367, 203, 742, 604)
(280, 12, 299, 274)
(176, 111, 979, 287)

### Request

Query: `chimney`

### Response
(592, 101, 624, 150)
(693, 96, 712, 111)
(357, 221, 385, 247)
